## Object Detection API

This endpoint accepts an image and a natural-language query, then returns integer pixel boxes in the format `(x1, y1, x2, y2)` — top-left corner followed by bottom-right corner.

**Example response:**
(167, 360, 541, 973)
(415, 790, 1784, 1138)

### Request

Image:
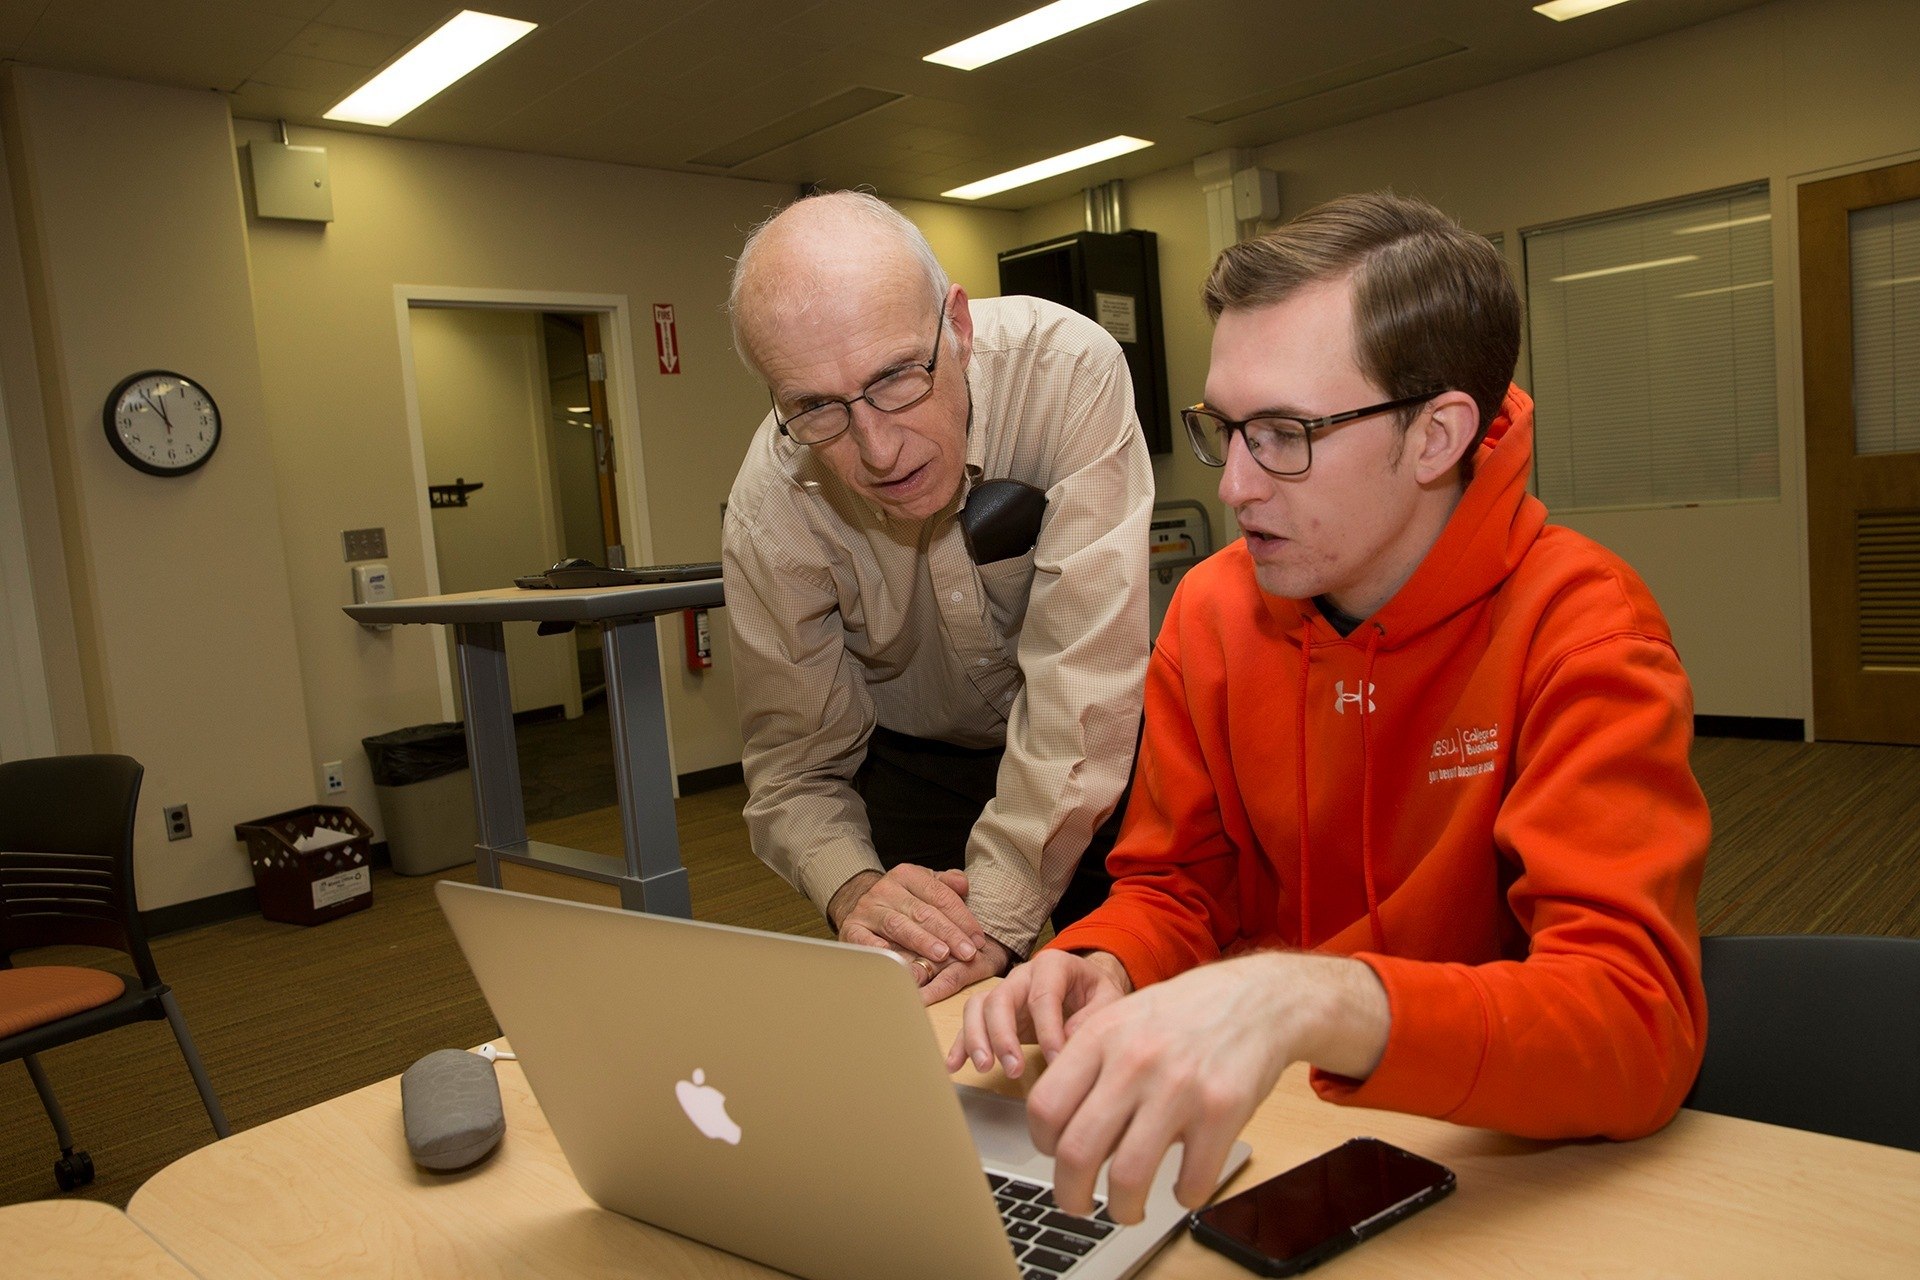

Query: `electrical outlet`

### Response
(163, 804, 192, 841)
(322, 761, 346, 794)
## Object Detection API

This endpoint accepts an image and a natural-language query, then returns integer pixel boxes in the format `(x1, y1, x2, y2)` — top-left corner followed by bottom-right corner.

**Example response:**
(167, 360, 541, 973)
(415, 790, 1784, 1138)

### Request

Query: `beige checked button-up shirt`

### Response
(723, 296, 1153, 956)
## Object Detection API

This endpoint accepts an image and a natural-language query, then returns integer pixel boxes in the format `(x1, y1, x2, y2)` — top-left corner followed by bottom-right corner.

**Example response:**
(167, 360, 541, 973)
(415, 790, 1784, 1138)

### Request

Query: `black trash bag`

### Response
(362, 722, 469, 786)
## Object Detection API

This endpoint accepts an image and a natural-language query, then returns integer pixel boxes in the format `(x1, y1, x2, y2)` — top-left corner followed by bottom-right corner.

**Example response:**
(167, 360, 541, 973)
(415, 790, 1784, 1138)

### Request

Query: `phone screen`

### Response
(1190, 1137, 1454, 1275)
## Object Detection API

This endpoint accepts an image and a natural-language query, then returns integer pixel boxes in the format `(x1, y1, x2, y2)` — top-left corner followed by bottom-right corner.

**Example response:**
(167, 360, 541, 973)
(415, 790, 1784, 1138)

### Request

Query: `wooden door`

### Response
(580, 314, 624, 565)
(1801, 158, 1920, 743)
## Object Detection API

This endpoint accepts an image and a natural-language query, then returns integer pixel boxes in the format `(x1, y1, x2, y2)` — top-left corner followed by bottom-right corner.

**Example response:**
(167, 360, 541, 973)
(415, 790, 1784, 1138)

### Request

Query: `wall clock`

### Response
(103, 370, 221, 477)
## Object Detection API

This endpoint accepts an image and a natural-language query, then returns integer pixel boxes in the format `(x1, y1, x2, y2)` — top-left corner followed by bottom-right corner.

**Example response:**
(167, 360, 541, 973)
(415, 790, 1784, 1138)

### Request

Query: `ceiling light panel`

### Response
(325, 11, 536, 127)
(1533, 0, 1637, 21)
(942, 135, 1153, 200)
(925, 0, 1153, 71)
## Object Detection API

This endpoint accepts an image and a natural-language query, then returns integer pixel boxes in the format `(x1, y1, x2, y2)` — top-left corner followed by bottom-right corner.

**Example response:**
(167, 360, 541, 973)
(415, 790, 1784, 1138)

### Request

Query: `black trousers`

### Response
(852, 725, 1125, 945)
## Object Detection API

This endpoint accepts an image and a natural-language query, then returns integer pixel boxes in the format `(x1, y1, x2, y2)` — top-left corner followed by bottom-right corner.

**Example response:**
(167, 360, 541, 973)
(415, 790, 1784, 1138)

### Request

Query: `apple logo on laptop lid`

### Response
(675, 1069, 742, 1145)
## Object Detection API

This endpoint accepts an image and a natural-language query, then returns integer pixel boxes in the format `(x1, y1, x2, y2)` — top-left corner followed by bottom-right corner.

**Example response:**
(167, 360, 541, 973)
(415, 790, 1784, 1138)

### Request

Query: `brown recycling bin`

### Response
(234, 805, 374, 926)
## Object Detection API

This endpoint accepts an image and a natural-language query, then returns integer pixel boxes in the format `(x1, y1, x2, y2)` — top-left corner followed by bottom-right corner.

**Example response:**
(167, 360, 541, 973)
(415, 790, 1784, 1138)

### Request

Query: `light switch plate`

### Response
(343, 528, 387, 561)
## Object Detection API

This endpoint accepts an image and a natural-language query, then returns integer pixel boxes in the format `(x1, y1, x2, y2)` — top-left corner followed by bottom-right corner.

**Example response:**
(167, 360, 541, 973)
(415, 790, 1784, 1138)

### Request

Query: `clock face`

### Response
(104, 371, 221, 477)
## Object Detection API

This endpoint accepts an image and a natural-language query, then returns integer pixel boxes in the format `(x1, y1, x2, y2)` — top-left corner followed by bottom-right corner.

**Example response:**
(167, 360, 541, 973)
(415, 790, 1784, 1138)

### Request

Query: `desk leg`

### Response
(601, 616, 693, 917)
(454, 621, 527, 889)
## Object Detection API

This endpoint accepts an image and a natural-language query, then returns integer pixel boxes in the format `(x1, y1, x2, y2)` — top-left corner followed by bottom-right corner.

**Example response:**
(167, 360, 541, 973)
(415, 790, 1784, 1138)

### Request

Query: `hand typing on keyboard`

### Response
(988, 1173, 1116, 1278)
(950, 950, 1390, 1225)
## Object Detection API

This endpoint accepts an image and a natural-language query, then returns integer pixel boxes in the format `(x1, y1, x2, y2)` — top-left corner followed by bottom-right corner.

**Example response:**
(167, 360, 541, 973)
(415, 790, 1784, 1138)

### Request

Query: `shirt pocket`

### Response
(975, 549, 1038, 638)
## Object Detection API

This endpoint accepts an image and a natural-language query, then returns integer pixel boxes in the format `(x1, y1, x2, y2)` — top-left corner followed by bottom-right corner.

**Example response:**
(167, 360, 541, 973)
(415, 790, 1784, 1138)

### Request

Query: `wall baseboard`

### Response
(1695, 715, 1804, 741)
(142, 887, 258, 939)
(678, 762, 744, 794)
(142, 840, 392, 938)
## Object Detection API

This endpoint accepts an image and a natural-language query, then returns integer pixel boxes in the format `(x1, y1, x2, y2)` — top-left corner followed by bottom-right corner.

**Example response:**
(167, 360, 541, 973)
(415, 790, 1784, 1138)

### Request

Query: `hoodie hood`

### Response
(1267, 384, 1546, 651)
(1276, 384, 1543, 950)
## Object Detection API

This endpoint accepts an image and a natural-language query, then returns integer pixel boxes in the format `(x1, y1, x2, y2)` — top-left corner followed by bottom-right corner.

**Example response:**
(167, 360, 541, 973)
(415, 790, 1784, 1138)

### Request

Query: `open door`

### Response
(581, 314, 625, 566)
(1800, 158, 1920, 743)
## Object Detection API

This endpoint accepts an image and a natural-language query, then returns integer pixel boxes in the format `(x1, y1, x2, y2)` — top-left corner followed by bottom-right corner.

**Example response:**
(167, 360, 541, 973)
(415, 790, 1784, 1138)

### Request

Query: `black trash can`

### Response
(361, 722, 479, 875)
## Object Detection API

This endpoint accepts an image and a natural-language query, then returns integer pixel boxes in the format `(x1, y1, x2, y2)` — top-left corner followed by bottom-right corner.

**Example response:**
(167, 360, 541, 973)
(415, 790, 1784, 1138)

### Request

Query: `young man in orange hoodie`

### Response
(948, 191, 1711, 1225)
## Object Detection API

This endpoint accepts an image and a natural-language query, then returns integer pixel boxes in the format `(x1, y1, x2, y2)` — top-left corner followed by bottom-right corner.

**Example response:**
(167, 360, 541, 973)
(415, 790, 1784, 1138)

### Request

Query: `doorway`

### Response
(398, 288, 663, 820)
(1800, 158, 1920, 744)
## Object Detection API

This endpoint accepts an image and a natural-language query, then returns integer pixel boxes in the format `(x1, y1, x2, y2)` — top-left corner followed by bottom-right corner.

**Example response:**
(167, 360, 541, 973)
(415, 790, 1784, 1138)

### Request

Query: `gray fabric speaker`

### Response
(401, 1048, 505, 1170)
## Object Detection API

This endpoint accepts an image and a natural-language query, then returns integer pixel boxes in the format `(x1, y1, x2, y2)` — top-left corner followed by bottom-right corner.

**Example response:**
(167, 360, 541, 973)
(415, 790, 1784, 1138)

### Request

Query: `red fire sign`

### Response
(653, 304, 681, 375)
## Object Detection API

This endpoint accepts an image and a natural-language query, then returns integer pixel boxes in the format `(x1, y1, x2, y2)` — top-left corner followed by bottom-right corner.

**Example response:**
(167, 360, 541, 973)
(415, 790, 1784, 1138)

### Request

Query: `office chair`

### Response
(0, 753, 231, 1190)
(1684, 933, 1920, 1152)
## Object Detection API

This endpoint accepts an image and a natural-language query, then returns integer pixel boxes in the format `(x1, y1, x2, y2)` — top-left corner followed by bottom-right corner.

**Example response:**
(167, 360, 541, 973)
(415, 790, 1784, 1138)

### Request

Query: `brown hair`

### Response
(1202, 191, 1520, 469)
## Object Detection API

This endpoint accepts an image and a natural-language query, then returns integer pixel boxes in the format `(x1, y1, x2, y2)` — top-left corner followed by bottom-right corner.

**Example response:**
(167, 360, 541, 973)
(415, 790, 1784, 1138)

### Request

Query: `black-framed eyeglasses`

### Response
(1180, 392, 1438, 477)
(772, 309, 947, 445)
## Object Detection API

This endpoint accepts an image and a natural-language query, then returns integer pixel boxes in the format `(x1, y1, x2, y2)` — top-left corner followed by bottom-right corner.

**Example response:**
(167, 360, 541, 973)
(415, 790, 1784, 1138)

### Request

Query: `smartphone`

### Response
(1188, 1137, 1455, 1276)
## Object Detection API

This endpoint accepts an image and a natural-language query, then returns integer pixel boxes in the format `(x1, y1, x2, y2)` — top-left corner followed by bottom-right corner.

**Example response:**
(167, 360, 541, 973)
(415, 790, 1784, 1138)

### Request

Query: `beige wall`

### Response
(0, 101, 97, 761)
(235, 120, 807, 831)
(894, 197, 1023, 303)
(0, 71, 1031, 909)
(1018, 0, 1920, 724)
(3, 66, 314, 907)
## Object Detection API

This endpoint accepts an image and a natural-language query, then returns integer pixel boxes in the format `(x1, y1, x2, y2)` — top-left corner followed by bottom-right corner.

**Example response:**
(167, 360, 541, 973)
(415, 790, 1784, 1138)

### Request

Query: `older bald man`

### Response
(722, 191, 1153, 1003)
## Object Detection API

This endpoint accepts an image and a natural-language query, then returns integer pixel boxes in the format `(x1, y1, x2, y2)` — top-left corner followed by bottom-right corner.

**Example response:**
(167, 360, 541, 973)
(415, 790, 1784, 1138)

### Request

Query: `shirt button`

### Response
(949, 590, 962, 603)
(976, 657, 989, 667)
(1002, 692, 1013, 702)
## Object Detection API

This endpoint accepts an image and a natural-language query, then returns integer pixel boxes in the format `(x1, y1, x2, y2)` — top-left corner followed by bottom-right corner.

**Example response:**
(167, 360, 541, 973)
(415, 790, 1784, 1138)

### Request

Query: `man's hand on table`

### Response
(830, 865, 1015, 1001)
(947, 950, 1391, 1225)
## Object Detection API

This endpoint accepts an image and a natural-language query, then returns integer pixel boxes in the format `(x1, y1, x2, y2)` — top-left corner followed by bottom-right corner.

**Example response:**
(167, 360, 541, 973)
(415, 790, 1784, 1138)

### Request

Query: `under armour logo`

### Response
(1333, 680, 1376, 714)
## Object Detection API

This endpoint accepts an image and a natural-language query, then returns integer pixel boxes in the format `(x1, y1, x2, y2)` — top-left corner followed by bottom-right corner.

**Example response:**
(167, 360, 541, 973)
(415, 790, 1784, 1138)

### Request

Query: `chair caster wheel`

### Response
(54, 1149, 95, 1191)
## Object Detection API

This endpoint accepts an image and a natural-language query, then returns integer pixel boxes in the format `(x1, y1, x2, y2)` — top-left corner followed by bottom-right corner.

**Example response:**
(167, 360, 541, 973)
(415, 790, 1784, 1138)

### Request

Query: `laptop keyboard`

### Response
(987, 1172, 1117, 1278)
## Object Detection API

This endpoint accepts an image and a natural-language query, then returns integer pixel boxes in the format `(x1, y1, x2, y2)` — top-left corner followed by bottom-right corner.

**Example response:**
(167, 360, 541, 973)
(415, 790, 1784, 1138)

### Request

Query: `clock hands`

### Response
(140, 387, 175, 433)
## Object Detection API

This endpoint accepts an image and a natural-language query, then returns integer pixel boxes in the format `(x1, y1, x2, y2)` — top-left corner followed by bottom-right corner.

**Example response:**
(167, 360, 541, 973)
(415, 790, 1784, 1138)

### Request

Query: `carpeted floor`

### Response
(515, 695, 619, 824)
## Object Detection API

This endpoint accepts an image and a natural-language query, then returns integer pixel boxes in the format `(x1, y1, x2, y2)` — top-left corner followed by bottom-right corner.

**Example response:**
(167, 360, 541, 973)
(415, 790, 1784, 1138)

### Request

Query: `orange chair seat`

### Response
(0, 966, 127, 1038)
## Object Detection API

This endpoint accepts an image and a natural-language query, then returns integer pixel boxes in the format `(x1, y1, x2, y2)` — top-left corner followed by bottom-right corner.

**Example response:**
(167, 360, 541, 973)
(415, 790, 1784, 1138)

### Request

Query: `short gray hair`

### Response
(727, 190, 950, 376)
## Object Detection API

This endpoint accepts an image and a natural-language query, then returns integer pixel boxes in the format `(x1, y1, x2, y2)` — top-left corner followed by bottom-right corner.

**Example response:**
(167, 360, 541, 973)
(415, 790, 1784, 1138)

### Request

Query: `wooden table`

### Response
(0, 1199, 198, 1278)
(127, 992, 1920, 1278)
(346, 579, 723, 915)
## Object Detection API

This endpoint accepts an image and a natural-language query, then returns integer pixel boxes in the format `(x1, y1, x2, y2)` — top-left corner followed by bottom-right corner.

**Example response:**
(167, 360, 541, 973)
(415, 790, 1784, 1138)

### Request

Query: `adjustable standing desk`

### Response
(345, 579, 723, 916)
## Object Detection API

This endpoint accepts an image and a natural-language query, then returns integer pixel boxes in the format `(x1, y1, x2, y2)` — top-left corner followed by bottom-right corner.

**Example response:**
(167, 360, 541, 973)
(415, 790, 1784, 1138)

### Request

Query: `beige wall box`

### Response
(1232, 167, 1280, 222)
(248, 142, 333, 222)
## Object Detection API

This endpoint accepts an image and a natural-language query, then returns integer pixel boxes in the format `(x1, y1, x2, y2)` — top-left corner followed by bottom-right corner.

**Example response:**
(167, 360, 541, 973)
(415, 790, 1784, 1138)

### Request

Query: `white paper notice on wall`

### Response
(312, 866, 370, 910)
(1094, 292, 1137, 344)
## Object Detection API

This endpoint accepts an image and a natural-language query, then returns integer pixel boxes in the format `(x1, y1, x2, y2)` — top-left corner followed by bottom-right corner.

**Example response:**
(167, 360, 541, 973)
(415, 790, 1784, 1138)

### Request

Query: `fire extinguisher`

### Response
(684, 607, 713, 672)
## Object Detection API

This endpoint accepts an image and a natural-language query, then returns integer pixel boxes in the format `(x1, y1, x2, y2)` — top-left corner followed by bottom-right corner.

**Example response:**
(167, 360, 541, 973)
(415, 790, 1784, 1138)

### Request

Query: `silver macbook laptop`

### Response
(437, 881, 1251, 1280)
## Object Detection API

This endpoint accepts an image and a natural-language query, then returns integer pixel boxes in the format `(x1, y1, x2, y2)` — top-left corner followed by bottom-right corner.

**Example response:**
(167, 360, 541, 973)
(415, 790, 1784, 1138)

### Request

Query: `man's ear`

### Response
(1412, 390, 1481, 486)
(946, 283, 974, 370)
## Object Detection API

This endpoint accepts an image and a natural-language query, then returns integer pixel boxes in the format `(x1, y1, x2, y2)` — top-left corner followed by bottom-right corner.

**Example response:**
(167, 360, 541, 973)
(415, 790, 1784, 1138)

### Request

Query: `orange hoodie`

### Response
(1049, 386, 1709, 1141)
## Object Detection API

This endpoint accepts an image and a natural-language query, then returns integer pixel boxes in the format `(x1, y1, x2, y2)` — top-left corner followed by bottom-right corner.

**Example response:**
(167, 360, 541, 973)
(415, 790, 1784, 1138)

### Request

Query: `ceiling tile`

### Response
(5, 0, 1785, 209)
(230, 79, 342, 122)
(284, 22, 406, 67)
(248, 51, 365, 94)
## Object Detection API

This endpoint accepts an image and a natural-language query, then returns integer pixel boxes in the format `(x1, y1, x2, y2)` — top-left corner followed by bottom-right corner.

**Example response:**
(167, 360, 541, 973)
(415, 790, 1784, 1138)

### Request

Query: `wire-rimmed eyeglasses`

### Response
(1180, 392, 1438, 477)
(772, 309, 948, 445)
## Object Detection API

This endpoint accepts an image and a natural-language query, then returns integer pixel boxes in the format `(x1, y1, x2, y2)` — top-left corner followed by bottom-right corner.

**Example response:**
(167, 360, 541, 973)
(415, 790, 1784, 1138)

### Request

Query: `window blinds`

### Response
(1525, 185, 1777, 511)
(1851, 196, 1920, 457)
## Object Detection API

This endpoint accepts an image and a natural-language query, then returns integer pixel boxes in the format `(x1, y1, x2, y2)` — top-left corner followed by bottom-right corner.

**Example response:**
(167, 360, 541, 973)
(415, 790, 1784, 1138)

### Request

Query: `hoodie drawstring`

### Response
(1358, 624, 1387, 954)
(1297, 614, 1313, 955)
(1296, 615, 1313, 950)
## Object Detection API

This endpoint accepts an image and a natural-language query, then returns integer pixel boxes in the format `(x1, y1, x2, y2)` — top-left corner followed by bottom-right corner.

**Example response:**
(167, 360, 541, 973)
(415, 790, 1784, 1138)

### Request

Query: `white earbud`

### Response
(473, 1043, 517, 1063)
